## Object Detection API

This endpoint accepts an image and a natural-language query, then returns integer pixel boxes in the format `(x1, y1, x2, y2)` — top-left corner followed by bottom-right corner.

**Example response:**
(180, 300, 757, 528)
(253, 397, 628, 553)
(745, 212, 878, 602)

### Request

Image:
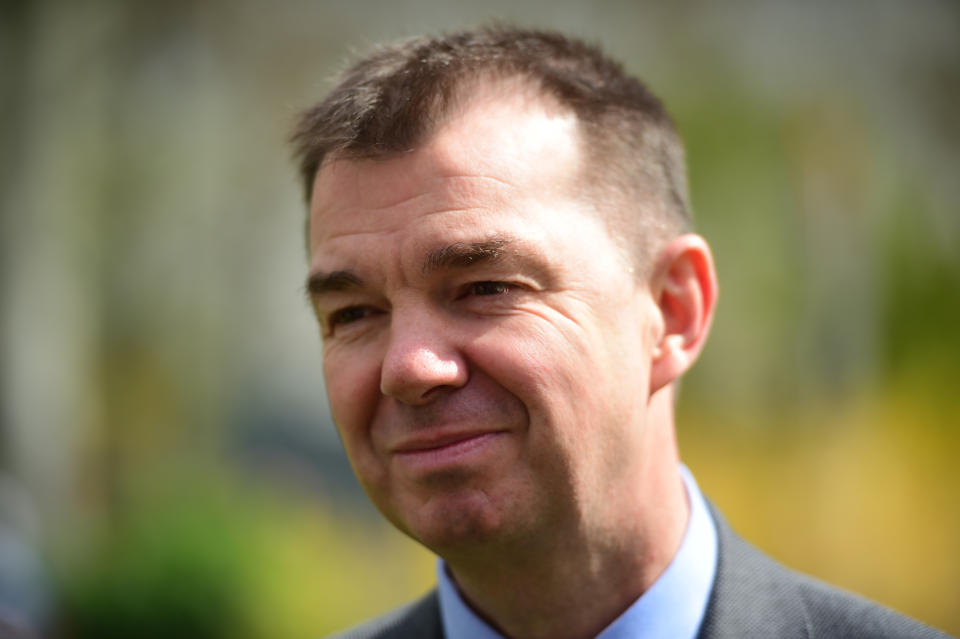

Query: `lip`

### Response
(391, 430, 506, 472)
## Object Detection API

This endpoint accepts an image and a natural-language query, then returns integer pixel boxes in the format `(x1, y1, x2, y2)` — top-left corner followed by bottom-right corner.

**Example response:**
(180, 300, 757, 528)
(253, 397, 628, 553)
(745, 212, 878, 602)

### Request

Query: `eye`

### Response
(467, 281, 513, 296)
(328, 306, 376, 331)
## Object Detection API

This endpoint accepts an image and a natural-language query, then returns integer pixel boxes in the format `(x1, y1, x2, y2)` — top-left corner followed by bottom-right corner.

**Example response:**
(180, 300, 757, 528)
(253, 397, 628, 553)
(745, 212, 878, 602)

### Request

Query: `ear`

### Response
(648, 234, 718, 394)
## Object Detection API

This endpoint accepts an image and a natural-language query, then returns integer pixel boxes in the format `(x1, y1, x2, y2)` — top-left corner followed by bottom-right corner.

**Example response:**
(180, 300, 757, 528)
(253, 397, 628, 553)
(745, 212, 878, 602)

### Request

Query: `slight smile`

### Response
(391, 431, 507, 474)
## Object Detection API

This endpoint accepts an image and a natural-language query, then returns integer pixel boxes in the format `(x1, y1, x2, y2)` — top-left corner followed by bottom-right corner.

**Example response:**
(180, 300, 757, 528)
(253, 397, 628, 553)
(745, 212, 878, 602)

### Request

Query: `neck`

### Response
(442, 387, 689, 639)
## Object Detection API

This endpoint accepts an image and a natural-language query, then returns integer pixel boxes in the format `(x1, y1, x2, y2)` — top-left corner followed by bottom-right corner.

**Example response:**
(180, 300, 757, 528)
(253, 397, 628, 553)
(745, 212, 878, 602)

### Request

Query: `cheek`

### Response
(323, 347, 382, 446)
(466, 319, 593, 436)
(324, 350, 395, 501)
(468, 311, 644, 450)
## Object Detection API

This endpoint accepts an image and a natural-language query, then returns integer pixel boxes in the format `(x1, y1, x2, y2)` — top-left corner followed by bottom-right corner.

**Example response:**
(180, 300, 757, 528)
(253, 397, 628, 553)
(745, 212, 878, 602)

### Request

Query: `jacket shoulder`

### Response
(699, 504, 953, 639)
(792, 572, 952, 638)
(325, 590, 443, 639)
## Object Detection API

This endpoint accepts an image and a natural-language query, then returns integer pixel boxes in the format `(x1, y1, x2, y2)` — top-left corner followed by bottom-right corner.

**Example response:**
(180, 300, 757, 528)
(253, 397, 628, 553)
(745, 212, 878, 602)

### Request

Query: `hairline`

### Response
(306, 73, 679, 274)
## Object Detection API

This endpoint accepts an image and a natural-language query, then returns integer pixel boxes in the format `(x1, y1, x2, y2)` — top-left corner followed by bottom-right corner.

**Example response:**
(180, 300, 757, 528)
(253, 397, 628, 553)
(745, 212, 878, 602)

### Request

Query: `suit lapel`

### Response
(385, 590, 444, 639)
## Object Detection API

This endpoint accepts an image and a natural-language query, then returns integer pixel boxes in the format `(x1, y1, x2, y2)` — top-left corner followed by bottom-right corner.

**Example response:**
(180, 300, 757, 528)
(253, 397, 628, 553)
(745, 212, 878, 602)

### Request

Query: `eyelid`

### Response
(330, 305, 367, 324)
(323, 304, 382, 337)
(455, 279, 532, 301)
(471, 281, 514, 294)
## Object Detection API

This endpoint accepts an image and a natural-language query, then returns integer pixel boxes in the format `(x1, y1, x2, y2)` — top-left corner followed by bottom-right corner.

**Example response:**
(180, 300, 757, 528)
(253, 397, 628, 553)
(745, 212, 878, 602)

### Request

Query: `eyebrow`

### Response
(306, 235, 526, 298)
(423, 236, 513, 274)
(306, 269, 363, 297)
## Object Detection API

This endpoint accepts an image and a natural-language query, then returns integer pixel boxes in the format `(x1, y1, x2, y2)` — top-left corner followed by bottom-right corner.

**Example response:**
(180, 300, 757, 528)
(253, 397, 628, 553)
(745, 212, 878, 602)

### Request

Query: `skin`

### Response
(307, 81, 717, 639)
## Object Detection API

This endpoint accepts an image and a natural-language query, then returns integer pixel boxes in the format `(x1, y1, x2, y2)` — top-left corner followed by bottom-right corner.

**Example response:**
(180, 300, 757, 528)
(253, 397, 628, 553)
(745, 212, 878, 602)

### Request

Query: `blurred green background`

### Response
(1, 0, 957, 637)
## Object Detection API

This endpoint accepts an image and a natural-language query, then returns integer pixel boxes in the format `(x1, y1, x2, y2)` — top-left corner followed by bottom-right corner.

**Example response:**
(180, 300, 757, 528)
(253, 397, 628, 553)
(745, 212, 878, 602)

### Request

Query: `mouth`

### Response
(391, 430, 506, 473)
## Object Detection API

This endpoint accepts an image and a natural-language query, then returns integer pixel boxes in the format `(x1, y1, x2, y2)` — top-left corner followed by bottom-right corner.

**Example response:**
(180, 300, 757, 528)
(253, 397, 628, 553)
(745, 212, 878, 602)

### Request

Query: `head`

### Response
(294, 27, 716, 560)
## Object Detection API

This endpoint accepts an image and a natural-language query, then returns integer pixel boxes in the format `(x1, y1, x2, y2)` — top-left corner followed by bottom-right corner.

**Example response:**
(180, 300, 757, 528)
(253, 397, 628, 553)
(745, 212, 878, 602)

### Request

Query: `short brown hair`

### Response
(292, 26, 692, 265)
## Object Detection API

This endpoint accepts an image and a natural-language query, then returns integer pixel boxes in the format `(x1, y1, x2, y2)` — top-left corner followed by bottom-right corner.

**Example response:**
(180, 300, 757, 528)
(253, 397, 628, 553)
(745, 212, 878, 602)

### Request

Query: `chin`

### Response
(394, 489, 516, 552)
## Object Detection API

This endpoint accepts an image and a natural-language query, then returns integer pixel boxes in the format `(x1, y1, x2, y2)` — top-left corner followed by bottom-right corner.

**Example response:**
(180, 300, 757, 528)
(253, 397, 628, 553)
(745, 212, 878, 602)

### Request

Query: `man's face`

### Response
(307, 87, 664, 553)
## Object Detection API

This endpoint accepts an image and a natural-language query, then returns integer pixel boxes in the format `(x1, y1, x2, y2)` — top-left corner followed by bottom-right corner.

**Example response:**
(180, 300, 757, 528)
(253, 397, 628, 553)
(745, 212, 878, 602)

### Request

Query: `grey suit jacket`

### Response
(329, 507, 952, 638)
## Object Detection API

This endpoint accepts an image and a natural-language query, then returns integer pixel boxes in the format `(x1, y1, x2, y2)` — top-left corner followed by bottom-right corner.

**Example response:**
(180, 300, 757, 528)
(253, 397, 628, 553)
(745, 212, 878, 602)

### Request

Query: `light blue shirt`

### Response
(437, 466, 718, 639)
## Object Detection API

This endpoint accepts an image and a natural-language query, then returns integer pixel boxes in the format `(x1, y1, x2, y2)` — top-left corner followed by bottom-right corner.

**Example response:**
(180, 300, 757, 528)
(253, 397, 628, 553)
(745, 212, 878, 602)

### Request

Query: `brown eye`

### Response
(470, 281, 512, 296)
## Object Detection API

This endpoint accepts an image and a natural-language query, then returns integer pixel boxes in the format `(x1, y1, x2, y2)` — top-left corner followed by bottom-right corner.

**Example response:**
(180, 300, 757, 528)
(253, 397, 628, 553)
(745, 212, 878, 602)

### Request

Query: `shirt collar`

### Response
(436, 465, 718, 639)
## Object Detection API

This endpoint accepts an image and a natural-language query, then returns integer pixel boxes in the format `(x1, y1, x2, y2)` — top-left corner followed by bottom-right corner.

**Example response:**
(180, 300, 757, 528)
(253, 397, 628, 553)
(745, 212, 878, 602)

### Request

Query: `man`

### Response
(293, 26, 950, 639)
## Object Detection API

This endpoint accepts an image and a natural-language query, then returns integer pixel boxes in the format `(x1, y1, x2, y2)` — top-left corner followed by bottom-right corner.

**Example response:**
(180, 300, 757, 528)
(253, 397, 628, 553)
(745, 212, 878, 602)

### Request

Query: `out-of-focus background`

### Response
(1, 0, 957, 636)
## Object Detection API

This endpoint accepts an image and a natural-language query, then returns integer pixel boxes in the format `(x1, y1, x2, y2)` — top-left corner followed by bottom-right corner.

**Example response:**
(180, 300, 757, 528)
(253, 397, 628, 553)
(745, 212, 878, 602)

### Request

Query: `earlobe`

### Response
(648, 234, 718, 394)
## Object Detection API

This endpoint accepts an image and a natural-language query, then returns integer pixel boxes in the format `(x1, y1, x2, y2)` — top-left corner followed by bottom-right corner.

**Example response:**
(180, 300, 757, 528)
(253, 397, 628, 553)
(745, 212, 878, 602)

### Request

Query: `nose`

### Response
(380, 312, 468, 405)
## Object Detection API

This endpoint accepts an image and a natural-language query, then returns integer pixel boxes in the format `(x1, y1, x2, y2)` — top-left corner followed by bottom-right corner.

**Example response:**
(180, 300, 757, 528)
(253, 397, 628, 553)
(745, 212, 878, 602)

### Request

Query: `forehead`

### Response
(308, 83, 586, 252)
